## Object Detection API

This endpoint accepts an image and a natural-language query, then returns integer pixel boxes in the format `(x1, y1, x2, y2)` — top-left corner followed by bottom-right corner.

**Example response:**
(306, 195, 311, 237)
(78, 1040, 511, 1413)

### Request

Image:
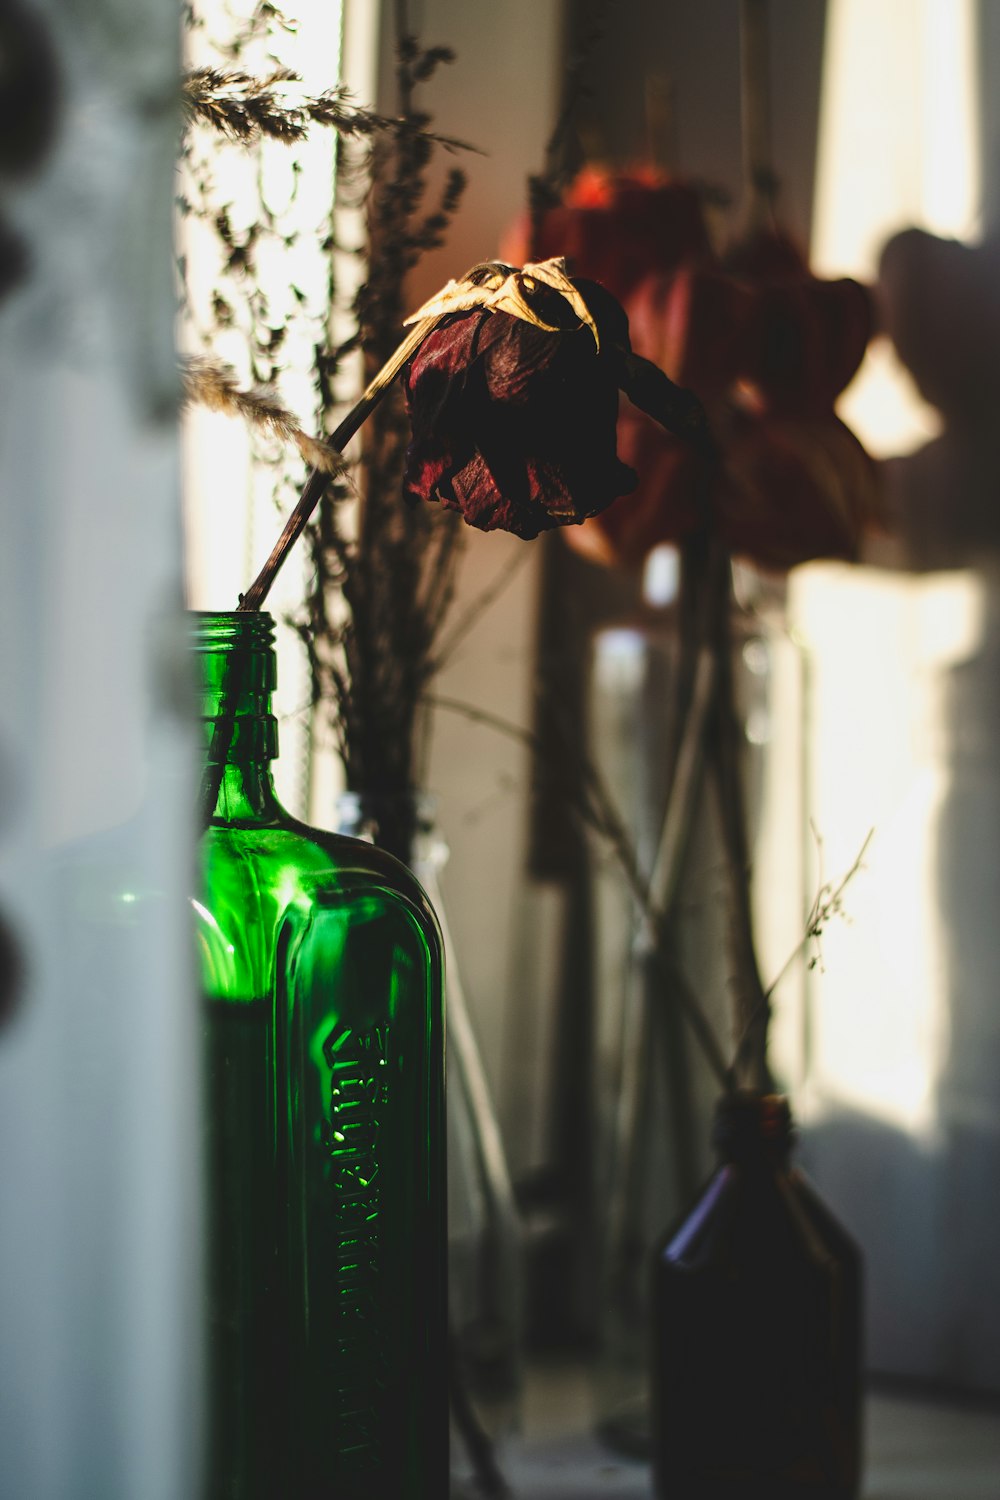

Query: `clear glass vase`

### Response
(335, 793, 523, 1490)
(586, 557, 804, 1456)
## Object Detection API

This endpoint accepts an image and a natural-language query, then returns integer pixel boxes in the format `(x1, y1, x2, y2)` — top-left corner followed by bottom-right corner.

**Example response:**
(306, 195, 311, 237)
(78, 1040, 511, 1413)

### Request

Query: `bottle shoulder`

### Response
(197, 816, 443, 1003)
(657, 1159, 855, 1274)
(201, 814, 441, 931)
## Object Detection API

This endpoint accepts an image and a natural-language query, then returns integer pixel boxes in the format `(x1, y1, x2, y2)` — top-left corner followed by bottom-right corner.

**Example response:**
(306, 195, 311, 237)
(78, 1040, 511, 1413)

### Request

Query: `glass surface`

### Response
(336, 792, 524, 1484)
(651, 1095, 863, 1500)
(587, 578, 805, 1454)
(193, 613, 447, 1500)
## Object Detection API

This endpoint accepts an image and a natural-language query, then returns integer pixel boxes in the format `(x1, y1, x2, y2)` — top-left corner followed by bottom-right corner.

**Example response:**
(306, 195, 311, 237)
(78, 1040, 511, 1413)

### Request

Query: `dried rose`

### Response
(401, 310, 633, 538)
(723, 227, 873, 416)
(401, 261, 709, 540)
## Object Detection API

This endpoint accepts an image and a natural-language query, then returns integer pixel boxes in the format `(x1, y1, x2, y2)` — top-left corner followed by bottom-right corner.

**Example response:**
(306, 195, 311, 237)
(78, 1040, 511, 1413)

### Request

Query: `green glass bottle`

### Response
(192, 611, 447, 1500)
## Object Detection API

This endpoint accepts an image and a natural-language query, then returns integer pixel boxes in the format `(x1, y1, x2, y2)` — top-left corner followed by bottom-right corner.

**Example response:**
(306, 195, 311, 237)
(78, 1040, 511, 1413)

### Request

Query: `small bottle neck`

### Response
(209, 761, 282, 823)
(712, 1091, 794, 1168)
(193, 611, 282, 825)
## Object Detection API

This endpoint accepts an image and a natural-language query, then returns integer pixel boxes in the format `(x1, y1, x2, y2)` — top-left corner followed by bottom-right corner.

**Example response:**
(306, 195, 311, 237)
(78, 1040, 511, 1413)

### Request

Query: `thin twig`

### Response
(766, 827, 874, 1002)
(645, 576, 717, 920)
(428, 692, 732, 1087)
(730, 828, 875, 1077)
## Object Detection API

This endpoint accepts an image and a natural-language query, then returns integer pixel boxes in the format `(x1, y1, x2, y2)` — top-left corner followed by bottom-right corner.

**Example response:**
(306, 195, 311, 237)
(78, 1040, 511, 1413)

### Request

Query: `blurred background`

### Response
(3, 0, 1000, 1493)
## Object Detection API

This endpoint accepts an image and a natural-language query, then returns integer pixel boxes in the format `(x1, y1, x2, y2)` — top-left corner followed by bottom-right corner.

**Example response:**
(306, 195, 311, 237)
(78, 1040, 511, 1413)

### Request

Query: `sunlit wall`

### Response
(795, 0, 1000, 1389)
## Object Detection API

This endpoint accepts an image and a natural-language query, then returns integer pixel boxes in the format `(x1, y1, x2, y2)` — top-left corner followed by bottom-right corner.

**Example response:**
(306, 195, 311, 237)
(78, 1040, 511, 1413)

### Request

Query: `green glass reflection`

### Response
(192, 612, 447, 1500)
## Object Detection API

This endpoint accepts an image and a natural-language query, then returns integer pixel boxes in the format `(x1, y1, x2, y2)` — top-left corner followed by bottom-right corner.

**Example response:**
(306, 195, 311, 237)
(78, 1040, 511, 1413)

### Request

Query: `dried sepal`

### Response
(618, 350, 717, 460)
(404, 256, 601, 349)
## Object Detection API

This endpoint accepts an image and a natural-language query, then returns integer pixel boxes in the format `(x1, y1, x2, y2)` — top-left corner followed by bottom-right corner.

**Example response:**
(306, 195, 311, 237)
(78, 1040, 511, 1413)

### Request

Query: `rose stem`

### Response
(198, 314, 445, 828)
(237, 314, 443, 613)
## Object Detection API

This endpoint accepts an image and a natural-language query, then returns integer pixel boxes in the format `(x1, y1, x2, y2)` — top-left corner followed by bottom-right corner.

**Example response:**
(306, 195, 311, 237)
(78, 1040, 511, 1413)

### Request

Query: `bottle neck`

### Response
(209, 761, 282, 823)
(712, 1091, 794, 1169)
(193, 611, 282, 825)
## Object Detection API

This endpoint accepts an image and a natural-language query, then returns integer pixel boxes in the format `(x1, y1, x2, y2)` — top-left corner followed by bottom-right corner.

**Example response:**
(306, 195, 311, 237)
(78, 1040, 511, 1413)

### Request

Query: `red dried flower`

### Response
(504, 166, 712, 304)
(731, 250, 873, 417)
(716, 413, 879, 569)
(568, 408, 880, 572)
(401, 284, 639, 539)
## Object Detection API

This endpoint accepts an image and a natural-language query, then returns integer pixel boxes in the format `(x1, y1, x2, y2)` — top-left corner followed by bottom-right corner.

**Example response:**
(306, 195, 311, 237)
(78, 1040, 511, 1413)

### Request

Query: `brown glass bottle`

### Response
(651, 1093, 863, 1500)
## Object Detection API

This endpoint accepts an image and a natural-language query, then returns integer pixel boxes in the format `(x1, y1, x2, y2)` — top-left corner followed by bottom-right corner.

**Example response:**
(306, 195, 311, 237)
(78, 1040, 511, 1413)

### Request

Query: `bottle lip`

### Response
(712, 1090, 794, 1157)
(190, 610, 276, 648)
(192, 611, 278, 765)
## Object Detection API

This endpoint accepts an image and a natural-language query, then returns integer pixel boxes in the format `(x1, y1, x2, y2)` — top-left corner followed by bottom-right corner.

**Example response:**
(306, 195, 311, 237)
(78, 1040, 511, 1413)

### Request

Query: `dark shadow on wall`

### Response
(800, 1079, 1000, 1398)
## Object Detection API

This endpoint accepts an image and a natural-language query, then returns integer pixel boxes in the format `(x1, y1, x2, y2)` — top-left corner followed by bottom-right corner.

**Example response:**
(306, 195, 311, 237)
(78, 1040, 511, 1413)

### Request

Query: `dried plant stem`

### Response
(237, 314, 443, 613)
(700, 540, 772, 1090)
(428, 692, 731, 1088)
(648, 648, 716, 916)
(730, 828, 874, 1077)
(201, 319, 442, 823)
(182, 66, 477, 151)
(649, 530, 771, 1093)
(739, 0, 777, 230)
(647, 525, 726, 921)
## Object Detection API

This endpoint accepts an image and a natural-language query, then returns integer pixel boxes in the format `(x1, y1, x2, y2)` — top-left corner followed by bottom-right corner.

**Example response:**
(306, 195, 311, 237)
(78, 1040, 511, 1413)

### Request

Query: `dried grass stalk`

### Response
(181, 66, 475, 152)
(181, 357, 345, 477)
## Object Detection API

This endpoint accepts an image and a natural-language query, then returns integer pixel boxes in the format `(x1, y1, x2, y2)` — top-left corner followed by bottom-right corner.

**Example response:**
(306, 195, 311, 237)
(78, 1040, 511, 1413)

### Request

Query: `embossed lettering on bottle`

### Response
(325, 1023, 390, 1464)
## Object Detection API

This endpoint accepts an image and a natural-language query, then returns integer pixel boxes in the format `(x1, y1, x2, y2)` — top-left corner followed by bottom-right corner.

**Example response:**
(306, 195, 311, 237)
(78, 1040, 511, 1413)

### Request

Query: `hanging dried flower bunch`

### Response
(510, 163, 880, 571)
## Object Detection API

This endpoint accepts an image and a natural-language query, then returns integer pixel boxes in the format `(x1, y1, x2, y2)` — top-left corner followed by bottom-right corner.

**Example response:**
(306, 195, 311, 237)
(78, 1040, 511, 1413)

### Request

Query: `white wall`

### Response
(795, 0, 1000, 1391)
(372, 0, 566, 1134)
